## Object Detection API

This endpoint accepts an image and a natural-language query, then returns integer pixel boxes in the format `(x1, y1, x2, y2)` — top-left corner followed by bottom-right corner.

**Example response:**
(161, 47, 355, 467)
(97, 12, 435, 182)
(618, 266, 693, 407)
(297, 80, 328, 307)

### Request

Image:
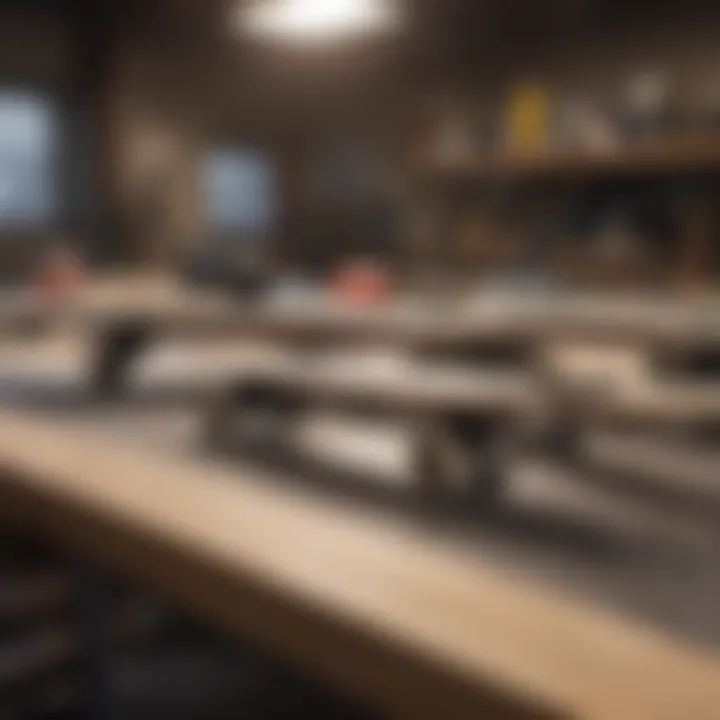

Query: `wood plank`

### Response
(223, 359, 720, 425)
(0, 411, 718, 718)
(1, 278, 719, 349)
(413, 141, 720, 183)
(228, 362, 538, 416)
(91, 300, 720, 349)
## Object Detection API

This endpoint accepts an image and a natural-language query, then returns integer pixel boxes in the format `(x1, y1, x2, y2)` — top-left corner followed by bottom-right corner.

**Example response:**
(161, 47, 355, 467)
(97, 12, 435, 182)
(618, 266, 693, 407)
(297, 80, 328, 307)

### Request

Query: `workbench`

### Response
(0, 410, 719, 719)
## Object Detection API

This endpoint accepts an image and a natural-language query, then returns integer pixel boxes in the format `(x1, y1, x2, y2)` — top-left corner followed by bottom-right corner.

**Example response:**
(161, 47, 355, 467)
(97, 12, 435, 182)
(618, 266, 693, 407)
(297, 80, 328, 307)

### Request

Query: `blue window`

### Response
(0, 92, 56, 227)
(204, 149, 276, 235)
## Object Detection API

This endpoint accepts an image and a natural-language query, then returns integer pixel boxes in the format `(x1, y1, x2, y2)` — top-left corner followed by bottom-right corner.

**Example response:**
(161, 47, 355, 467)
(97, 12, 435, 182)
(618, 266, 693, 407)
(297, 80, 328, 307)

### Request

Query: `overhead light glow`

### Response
(240, 0, 399, 42)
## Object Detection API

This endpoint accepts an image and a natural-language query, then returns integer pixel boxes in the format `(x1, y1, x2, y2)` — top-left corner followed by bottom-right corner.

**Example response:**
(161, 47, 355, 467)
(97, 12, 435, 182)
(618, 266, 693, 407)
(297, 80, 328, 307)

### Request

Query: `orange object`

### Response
(331, 260, 391, 305)
(32, 246, 86, 300)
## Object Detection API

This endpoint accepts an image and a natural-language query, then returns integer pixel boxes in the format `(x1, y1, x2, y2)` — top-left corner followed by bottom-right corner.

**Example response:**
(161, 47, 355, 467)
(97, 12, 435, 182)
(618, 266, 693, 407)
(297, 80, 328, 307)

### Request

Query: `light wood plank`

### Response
(0, 411, 718, 718)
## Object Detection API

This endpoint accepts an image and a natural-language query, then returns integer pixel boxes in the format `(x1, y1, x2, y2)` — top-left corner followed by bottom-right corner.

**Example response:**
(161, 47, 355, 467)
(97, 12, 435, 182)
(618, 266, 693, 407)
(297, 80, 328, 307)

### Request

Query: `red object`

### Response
(32, 248, 86, 300)
(331, 261, 391, 305)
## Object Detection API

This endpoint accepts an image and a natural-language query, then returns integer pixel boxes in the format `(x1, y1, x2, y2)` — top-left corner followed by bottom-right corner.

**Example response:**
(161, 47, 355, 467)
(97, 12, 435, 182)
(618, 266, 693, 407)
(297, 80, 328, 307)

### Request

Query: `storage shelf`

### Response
(414, 142, 720, 184)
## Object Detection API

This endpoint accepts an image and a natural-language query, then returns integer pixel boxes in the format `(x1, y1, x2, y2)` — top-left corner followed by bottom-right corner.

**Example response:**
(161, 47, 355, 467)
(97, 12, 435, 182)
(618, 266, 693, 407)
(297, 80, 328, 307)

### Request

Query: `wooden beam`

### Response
(1, 278, 720, 349)
(413, 141, 720, 184)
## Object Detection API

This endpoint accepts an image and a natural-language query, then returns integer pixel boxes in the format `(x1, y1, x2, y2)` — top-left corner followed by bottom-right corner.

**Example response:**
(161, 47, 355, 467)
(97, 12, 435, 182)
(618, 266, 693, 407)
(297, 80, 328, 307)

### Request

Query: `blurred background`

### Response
(0, 1, 720, 719)
(1, 0, 720, 289)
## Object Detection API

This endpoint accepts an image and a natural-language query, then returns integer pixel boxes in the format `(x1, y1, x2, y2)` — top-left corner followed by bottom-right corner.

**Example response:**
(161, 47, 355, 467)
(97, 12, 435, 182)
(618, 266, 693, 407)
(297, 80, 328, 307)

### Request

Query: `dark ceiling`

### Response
(2, 0, 710, 69)
(0, 0, 714, 140)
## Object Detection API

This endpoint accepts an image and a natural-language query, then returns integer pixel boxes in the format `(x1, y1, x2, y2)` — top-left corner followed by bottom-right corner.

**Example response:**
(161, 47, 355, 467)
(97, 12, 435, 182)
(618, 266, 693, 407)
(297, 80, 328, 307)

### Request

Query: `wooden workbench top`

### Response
(0, 276, 719, 347)
(0, 410, 718, 719)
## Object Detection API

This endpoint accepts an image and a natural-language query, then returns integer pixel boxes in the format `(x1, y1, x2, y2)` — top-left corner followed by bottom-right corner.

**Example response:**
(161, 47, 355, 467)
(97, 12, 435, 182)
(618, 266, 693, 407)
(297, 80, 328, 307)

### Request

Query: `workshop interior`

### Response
(0, 0, 719, 718)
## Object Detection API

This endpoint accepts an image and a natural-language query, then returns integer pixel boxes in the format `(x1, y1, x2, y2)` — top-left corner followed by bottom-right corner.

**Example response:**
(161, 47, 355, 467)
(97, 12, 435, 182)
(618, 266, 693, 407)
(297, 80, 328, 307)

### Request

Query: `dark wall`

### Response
(0, 1, 206, 276)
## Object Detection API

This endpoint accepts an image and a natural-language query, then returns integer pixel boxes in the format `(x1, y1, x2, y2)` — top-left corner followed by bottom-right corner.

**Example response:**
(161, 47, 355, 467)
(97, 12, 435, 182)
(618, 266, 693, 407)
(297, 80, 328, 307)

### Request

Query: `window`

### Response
(0, 92, 57, 228)
(204, 149, 276, 235)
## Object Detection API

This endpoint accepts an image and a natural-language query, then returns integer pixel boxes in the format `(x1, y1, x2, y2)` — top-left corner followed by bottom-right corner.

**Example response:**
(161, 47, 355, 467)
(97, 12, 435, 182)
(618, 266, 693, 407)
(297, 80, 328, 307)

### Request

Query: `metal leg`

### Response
(449, 417, 507, 511)
(73, 565, 115, 720)
(202, 384, 242, 454)
(412, 415, 448, 512)
(538, 371, 585, 465)
(92, 325, 149, 400)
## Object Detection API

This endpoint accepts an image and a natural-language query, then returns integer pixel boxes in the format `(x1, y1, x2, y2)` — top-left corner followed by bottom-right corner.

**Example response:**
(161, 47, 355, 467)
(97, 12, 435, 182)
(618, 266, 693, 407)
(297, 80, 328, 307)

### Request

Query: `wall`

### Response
(0, 3, 209, 275)
(113, 3, 720, 280)
(0, 3, 709, 279)
(511, 10, 720, 111)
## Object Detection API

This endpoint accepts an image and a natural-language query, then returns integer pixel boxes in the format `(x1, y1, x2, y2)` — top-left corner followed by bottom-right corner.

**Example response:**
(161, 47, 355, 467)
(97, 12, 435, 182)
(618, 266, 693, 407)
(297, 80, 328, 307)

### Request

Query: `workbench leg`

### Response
(202, 384, 241, 454)
(450, 417, 506, 511)
(412, 416, 448, 512)
(73, 566, 116, 720)
(91, 326, 150, 400)
(538, 373, 584, 465)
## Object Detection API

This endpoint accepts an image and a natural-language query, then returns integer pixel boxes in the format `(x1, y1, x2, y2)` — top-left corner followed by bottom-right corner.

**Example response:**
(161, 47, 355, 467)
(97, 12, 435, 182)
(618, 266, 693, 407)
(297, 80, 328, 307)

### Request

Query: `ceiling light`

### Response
(240, 0, 400, 42)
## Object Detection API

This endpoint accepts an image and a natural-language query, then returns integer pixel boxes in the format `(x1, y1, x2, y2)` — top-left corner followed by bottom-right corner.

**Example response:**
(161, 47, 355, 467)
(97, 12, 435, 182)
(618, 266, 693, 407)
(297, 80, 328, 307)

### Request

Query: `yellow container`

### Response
(506, 83, 550, 154)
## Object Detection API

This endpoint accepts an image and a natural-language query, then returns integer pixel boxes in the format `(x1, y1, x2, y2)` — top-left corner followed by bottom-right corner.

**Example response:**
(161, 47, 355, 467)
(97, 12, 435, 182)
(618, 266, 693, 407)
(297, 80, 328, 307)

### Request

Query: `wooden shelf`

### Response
(414, 142, 720, 184)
